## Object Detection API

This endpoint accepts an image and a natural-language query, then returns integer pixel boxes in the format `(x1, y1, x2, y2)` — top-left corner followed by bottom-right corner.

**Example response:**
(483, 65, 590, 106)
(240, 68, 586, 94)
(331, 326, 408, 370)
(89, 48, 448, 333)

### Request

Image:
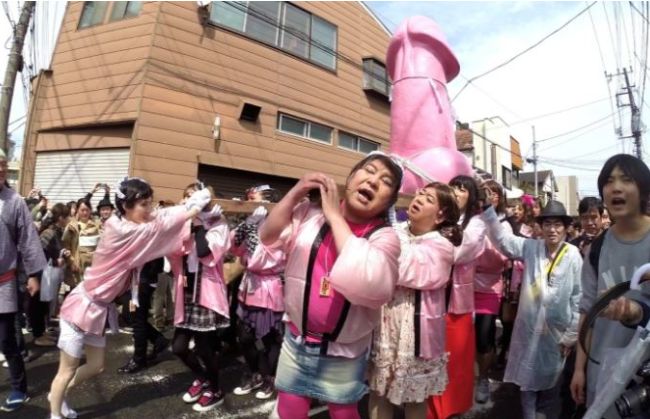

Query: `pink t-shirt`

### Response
(289, 219, 382, 342)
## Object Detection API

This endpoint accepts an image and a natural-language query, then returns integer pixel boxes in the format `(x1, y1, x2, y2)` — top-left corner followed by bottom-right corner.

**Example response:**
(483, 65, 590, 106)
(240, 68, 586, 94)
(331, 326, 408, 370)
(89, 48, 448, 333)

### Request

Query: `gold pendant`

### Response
(319, 276, 331, 297)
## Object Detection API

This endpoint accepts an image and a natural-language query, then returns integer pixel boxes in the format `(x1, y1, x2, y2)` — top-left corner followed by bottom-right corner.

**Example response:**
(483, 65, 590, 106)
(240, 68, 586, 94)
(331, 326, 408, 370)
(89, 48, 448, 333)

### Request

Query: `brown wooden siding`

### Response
(24, 1, 392, 202)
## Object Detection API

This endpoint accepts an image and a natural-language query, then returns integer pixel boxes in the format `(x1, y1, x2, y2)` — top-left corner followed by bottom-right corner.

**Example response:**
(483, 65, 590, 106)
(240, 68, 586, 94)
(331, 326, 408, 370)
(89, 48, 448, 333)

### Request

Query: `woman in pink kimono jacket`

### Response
(168, 183, 231, 413)
(369, 182, 461, 419)
(48, 178, 212, 419)
(259, 153, 403, 419)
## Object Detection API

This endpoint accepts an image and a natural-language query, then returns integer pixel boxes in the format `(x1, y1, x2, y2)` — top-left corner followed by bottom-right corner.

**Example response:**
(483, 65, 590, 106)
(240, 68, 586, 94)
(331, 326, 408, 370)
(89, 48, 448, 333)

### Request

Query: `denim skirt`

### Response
(274, 330, 369, 404)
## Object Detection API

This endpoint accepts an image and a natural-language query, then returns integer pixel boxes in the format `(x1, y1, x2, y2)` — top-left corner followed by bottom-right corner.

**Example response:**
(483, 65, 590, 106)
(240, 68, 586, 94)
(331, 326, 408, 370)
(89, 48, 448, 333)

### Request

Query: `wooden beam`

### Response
(211, 185, 412, 214)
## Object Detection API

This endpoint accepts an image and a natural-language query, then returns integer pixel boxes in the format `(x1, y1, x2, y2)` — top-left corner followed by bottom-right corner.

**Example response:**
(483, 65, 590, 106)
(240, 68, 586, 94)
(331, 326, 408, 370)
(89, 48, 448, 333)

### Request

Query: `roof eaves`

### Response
(358, 1, 392, 36)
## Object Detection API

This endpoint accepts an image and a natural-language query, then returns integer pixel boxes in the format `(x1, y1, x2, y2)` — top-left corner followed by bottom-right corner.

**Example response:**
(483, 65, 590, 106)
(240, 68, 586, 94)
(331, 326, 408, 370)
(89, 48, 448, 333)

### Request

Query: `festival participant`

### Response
(571, 154, 650, 411)
(170, 183, 231, 412)
(369, 182, 461, 419)
(48, 177, 212, 419)
(428, 175, 486, 419)
(231, 185, 284, 400)
(62, 198, 100, 288)
(258, 153, 402, 419)
(483, 199, 582, 419)
(34, 203, 71, 347)
(0, 148, 46, 412)
(473, 180, 511, 404)
(569, 197, 604, 257)
(96, 189, 115, 230)
(601, 207, 612, 229)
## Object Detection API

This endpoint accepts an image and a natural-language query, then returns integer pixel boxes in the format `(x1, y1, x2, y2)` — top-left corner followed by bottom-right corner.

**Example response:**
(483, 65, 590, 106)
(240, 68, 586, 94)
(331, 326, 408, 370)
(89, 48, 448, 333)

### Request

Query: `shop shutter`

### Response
(34, 148, 130, 208)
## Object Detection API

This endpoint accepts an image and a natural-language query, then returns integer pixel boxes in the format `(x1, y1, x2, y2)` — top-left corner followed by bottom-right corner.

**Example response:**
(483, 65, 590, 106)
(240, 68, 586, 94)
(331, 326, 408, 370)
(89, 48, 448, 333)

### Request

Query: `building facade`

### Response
(555, 175, 579, 216)
(20, 1, 393, 204)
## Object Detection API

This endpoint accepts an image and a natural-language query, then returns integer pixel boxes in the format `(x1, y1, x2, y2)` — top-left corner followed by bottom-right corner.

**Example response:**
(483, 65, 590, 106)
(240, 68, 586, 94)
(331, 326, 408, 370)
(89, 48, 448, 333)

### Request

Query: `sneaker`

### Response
(47, 392, 78, 419)
(233, 373, 264, 396)
(475, 378, 490, 404)
(192, 389, 224, 412)
(118, 327, 134, 335)
(255, 377, 275, 400)
(0, 390, 30, 412)
(182, 379, 209, 403)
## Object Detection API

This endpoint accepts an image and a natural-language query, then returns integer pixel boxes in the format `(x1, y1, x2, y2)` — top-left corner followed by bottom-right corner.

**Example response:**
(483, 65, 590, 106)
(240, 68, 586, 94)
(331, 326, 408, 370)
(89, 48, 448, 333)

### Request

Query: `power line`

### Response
(536, 112, 615, 143)
(505, 97, 610, 126)
(458, 75, 526, 120)
(452, 2, 597, 102)
(538, 111, 626, 151)
(630, 1, 649, 24)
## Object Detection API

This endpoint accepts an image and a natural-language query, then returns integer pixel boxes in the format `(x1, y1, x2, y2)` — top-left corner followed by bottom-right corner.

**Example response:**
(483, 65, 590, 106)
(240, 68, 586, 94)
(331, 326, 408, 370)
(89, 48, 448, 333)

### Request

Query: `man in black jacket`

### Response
(118, 258, 170, 373)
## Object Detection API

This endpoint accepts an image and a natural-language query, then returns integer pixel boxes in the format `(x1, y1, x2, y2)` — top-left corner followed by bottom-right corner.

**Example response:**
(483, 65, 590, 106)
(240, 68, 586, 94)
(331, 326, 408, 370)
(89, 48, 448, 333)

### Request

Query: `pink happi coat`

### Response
(394, 223, 454, 360)
(474, 217, 512, 296)
(448, 216, 487, 315)
(230, 226, 284, 313)
(59, 207, 190, 336)
(169, 219, 231, 324)
(258, 200, 400, 358)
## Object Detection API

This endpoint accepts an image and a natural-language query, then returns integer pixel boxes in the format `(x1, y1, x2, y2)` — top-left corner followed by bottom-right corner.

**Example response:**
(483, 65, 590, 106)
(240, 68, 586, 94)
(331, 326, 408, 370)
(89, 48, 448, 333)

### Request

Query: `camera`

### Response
(615, 359, 650, 418)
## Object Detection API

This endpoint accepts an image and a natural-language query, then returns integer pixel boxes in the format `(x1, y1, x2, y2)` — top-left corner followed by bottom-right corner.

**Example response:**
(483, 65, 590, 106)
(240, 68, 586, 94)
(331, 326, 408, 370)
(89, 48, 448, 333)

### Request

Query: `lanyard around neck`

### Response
(546, 243, 569, 284)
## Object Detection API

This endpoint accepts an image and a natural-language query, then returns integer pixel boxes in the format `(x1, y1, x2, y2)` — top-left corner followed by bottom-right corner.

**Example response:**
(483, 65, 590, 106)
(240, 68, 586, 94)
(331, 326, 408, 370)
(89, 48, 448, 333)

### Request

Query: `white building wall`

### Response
(556, 175, 580, 216)
(471, 117, 513, 187)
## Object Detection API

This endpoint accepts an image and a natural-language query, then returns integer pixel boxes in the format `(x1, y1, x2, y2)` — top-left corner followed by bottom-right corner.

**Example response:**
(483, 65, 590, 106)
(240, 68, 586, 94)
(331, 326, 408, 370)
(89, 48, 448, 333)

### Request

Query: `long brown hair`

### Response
(483, 179, 506, 215)
(424, 182, 463, 246)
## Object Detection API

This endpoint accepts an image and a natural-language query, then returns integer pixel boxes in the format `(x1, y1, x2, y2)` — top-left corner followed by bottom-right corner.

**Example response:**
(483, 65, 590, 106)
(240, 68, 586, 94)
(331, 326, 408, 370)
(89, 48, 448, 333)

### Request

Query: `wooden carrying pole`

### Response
(211, 185, 413, 214)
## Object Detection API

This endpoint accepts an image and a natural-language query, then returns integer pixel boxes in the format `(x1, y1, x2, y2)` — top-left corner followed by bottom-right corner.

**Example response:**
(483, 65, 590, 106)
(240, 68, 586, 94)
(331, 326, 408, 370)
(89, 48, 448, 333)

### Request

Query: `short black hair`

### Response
(115, 178, 153, 216)
(347, 154, 403, 209)
(76, 197, 93, 213)
(597, 154, 650, 213)
(578, 196, 604, 216)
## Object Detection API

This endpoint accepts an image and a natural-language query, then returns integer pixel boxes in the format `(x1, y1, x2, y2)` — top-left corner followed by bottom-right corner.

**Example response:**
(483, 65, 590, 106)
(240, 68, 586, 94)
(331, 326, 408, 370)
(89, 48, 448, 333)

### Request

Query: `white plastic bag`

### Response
(40, 260, 63, 302)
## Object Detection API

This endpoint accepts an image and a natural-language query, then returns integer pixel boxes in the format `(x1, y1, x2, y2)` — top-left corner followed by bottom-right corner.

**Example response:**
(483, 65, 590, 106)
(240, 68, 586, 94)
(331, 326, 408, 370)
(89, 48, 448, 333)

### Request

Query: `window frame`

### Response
(277, 114, 333, 145)
(77, 1, 141, 30)
(502, 165, 513, 190)
(337, 131, 380, 154)
(362, 57, 391, 98)
(208, 1, 338, 72)
(108, 1, 143, 22)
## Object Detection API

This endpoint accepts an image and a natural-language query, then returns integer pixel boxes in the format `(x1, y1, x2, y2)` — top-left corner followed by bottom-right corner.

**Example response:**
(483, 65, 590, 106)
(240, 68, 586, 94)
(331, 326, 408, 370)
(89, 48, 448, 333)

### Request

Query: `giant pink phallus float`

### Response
(387, 16, 473, 194)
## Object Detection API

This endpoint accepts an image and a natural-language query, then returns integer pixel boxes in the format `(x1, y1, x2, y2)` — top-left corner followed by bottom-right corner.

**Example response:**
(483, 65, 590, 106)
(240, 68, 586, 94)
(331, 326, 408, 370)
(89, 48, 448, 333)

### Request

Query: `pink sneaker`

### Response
(192, 389, 224, 412)
(182, 379, 209, 403)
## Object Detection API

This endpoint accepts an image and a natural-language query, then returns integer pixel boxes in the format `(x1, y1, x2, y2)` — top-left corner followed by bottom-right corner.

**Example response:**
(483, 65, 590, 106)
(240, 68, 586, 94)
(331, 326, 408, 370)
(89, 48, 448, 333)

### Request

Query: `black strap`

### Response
(444, 266, 455, 312)
(312, 222, 389, 354)
(301, 224, 330, 338)
(588, 229, 608, 277)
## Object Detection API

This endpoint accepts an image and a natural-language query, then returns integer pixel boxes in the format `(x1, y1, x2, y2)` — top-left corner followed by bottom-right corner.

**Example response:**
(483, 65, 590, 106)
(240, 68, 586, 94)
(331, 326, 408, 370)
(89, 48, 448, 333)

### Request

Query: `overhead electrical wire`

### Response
(451, 2, 597, 102)
(535, 112, 616, 143)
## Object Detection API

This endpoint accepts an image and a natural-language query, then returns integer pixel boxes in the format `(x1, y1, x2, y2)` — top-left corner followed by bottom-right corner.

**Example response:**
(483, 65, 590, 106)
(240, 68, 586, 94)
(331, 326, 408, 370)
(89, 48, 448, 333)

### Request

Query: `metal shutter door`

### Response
(198, 164, 297, 200)
(34, 148, 130, 208)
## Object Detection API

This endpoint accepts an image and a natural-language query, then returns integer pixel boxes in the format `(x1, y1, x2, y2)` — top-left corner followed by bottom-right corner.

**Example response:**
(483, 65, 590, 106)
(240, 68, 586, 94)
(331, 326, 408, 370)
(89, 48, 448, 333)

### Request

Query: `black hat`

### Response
(97, 193, 114, 210)
(535, 200, 573, 225)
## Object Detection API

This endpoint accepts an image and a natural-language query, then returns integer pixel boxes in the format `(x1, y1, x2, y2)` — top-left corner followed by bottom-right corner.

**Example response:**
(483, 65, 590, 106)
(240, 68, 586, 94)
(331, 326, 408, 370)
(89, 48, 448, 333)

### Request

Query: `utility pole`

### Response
(526, 126, 538, 199)
(608, 67, 643, 160)
(622, 68, 642, 159)
(0, 1, 35, 155)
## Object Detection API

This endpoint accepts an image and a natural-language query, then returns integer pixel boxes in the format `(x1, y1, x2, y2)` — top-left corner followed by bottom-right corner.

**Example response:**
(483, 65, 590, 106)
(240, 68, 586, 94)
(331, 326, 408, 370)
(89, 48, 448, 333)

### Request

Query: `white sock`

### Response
(50, 415, 63, 419)
(48, 393, 77, 419)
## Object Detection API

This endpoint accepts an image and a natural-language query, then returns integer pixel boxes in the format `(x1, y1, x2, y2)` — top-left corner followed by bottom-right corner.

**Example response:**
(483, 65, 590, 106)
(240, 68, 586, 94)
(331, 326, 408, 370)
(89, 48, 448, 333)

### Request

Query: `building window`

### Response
(502, 166, 512, 190)
(78, 2, 109, 29)
(363, 58, 390, 97)
(209, 2, 337, 70)
(278, 114, 332, 144)
(339, 132, 380, 154)
(109, 1, 142, 22)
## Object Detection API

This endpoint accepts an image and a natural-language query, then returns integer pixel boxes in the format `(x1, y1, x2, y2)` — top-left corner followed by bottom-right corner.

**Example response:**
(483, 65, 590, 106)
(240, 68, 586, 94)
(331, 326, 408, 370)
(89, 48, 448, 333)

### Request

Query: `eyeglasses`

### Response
(542, 222, 565, 230)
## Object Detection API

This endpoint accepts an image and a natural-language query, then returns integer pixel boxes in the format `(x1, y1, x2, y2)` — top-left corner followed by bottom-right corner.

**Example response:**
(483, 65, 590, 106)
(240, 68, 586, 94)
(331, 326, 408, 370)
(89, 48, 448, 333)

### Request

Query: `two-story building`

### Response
(20, 1, 394, 204)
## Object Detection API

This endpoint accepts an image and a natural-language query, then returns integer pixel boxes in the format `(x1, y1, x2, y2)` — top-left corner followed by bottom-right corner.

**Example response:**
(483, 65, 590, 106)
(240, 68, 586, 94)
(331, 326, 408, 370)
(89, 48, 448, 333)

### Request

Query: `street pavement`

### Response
(1, 330, 522, 419)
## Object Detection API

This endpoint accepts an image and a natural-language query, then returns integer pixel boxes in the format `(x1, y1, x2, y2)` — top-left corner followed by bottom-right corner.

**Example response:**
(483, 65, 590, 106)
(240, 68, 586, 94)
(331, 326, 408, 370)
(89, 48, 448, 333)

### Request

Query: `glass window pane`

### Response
(78, 2, 108, 29)
(339, 132, 357, 150)
(125, 2, 142, 18)
(109, 2, 127, 21)
(310, 16, 336, 69)
(359, 139, 379, 154)
(280, 115, 306, 136)
(309, 123, 332, 143)
(246, 2, 280, 45)
(280, 4, 309, 58)
(210, 1, 246, 31)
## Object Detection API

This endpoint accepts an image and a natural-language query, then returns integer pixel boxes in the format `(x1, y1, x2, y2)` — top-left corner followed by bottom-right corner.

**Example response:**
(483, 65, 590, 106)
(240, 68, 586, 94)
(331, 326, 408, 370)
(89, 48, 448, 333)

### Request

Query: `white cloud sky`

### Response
(2, 1, 648, 197)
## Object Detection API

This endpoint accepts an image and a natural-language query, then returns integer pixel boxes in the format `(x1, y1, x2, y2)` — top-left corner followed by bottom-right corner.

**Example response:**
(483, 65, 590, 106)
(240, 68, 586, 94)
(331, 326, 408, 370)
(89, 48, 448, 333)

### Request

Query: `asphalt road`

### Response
(0, 330, 523, 419)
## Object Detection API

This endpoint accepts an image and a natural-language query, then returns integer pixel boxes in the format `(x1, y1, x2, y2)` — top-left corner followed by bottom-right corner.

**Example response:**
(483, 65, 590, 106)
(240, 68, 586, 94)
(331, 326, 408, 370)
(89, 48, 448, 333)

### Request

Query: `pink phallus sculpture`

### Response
(387, 16, 473, 194)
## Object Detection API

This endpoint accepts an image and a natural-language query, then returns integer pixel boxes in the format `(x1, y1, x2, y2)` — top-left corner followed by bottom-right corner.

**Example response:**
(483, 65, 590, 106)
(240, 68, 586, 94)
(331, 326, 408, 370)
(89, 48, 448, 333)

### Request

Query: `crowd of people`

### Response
(1, 146, 650, 419)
